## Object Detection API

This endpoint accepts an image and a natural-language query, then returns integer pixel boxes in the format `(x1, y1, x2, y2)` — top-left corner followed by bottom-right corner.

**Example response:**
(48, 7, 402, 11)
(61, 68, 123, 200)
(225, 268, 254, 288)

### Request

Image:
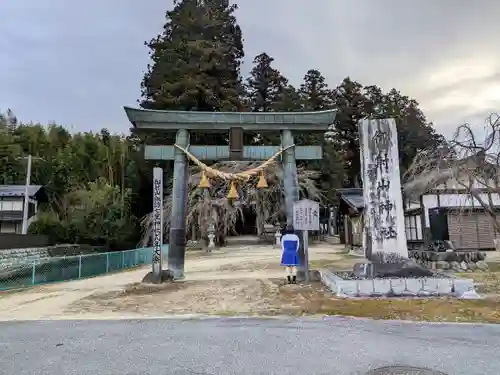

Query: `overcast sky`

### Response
(1, 0, 499, 138)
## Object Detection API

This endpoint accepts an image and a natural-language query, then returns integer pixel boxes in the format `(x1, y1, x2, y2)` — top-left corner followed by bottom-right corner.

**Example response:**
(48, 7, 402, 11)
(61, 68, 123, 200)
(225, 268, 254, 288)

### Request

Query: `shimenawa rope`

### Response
(173, 143, 295, 182)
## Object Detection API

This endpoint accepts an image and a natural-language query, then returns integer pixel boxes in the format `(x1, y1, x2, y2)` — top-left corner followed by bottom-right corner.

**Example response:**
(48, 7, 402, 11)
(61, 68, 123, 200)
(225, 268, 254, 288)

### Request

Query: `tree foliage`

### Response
(245, 52, 288, 112)
(0, 114, 145, 250)
(140, 0, 244, 112)
(0, 0, 446, 248)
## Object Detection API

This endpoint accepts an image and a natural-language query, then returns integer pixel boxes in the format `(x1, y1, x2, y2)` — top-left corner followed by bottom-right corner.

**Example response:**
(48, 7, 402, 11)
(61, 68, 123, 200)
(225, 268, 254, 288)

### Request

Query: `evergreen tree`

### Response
(0, 108, 17, 133)
(380, 89, 445, 175)
(140, 0, 244, 112)
(271, 85, 302, 112)
(298, 69, 332, 110)
(330, 78, 446, 187)
(329, 77, 368, 187)
(245, 52, 287, 112)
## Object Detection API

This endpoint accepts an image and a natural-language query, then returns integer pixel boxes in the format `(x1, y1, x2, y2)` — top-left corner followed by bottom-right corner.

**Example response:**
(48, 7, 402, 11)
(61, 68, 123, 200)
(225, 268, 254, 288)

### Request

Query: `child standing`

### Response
(280, 226, 300, 284)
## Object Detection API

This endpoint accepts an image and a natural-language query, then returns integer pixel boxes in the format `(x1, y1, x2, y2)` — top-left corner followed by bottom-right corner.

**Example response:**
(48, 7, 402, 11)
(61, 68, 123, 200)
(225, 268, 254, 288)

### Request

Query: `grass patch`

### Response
(487, 262, 500, 272)
(309, 257, 359, 270)
(268, 281, 500, 323)
(457, 269, 500, 295)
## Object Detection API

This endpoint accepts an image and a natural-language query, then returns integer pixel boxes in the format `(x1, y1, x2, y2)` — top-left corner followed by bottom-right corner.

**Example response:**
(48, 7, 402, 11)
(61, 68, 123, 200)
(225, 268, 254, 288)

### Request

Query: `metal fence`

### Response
(0, 245, 168, 290)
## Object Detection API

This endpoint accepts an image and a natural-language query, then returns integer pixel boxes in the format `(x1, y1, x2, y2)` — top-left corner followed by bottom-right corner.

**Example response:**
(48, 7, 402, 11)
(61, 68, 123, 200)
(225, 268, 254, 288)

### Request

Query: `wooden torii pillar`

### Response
(125, 107, 336, 280)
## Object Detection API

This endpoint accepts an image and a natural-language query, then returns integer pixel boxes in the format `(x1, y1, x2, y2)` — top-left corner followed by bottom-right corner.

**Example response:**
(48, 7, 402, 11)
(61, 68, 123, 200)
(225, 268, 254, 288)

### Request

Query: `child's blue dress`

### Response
(280, 233, 300, 266)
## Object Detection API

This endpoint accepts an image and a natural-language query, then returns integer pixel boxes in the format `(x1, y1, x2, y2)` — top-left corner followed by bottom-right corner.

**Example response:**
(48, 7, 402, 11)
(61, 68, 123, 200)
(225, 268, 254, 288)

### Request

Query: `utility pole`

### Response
(17, 154, 43, 235)
(21, 154, 32, 234)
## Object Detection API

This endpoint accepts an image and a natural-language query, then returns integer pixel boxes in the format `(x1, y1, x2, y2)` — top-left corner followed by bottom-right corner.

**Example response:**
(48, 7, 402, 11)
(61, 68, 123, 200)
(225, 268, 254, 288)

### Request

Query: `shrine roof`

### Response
(124, 106, 335, 132)
(337, 188, 365, 212)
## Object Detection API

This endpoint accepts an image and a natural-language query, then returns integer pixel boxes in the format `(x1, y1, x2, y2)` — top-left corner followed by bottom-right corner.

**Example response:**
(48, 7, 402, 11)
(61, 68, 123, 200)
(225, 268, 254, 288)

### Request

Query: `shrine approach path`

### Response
(0, 242, 353, 321)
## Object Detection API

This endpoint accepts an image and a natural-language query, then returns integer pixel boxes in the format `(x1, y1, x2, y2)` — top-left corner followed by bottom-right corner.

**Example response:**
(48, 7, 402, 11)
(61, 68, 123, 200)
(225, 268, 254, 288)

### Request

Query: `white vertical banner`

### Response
(152, 167, 164, 276)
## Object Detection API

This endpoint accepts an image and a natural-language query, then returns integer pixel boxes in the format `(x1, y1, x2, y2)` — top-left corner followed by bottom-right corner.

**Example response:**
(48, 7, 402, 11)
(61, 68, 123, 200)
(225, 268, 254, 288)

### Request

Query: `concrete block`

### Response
(358, 279, 375, 296)
(372, 279, 391, 295)
(319, 269, 478, 299)
(337, 281, 357, 297)
(405, 278, 422, 295)
(389, 278, 406, 295)
(453, 279, 474, 297)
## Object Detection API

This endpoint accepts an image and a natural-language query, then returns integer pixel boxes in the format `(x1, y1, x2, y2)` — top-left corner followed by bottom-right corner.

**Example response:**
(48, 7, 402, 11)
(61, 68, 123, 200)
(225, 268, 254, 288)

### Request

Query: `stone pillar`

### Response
(281, 130, 304, 265)
(359, 118, 408, 258)
(281, 130, 299, 227)
(168, 129, 190, 279)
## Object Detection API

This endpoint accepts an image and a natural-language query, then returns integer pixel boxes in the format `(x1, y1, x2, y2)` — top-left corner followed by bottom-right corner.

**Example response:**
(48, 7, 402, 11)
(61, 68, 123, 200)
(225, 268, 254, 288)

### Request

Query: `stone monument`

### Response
(359, 118, 408, 259)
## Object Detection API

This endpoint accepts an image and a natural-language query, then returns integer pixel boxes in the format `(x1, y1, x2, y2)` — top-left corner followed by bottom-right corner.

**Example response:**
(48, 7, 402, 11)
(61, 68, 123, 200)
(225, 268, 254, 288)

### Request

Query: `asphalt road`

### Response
(1, 316, 499, 375)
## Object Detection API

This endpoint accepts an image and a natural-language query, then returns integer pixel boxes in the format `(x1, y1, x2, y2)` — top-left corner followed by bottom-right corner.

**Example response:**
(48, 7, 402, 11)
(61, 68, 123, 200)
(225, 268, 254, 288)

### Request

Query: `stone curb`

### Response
(318, 269, 478, 299)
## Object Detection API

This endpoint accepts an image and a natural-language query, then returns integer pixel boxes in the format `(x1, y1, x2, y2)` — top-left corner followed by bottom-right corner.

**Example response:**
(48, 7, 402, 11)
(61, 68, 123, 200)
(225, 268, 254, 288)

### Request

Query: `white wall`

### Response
(0, 198, 23, 211)
(421, 192, 500, 226)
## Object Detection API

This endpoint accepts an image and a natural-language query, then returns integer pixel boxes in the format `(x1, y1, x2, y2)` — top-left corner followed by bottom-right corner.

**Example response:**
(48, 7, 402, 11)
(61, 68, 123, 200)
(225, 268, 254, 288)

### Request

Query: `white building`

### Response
(403, 163, 500, 251)
(0, 185, 46, 234)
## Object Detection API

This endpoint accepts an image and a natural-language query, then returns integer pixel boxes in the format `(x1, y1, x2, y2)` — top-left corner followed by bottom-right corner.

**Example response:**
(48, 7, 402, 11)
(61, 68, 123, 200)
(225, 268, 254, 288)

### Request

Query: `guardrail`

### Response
(0, 245, 168, 290)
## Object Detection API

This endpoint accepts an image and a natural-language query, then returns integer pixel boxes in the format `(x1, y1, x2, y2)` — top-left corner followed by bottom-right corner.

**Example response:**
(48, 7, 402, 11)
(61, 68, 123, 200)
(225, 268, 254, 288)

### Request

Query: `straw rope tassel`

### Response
(256, 171, 268, 188)
(198, 171, 211, 188)
(227, 181, 239, 199)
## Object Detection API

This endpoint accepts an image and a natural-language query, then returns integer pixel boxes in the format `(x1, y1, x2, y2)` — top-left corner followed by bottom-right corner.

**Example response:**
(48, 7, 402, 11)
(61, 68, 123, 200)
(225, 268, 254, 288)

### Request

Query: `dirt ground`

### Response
(3, 245, 500, 323)
(0, 244, 358, 321)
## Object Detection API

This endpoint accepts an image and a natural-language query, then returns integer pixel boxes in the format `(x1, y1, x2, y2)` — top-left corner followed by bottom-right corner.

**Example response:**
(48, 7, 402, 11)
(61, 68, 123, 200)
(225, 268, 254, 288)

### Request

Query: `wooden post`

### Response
(229, 127, 243, 160)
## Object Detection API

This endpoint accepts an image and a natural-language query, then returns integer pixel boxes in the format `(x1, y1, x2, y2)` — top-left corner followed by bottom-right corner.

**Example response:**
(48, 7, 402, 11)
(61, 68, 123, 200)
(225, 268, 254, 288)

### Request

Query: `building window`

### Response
(12, 200, 23, 211)
(0, 222, 16, 233)
(405, 215, 422, 240)
(0, 199, 23, 211)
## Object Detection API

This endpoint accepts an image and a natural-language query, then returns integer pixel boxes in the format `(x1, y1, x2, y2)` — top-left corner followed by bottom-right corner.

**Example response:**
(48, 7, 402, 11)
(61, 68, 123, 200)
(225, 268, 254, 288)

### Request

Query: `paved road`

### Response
(1, 316, 499, 375)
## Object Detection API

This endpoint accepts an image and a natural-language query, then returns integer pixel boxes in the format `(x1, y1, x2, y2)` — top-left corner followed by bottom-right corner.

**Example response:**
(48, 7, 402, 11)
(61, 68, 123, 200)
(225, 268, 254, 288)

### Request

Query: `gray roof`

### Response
(337, 189, 365, 211)
(0, 185, 44, 198)
(342, 194, 364, 210)
(124, 106, 335, 132)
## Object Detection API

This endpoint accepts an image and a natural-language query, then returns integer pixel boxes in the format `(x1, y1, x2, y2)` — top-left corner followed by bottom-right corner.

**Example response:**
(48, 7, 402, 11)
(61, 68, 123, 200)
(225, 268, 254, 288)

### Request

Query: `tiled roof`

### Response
(0, 185, 43, 198)
(340, 192, 365, 210)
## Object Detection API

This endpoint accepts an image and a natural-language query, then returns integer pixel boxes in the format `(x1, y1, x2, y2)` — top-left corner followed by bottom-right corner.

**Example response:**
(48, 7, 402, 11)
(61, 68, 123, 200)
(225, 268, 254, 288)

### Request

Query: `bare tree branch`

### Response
(404, 113, 500, 235)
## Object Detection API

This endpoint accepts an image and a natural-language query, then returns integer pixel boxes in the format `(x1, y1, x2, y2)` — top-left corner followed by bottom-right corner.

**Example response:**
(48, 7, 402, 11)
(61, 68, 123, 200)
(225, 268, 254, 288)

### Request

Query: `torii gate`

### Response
(124, 107, 336, 282)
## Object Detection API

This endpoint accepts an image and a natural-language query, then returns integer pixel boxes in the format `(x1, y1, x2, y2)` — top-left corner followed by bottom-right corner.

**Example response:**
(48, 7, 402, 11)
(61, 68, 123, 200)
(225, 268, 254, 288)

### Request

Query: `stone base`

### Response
(348, 246, 365, 257)
(319, 269, 478, 298)
(142, 269, 175, 284)
(409, 250, 489, 272)
(296, 269, 322, 282)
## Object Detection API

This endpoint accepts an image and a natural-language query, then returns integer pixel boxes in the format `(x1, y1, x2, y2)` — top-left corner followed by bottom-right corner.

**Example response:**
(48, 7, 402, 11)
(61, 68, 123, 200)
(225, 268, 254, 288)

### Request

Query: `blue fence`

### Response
(0, 245, 168, 290)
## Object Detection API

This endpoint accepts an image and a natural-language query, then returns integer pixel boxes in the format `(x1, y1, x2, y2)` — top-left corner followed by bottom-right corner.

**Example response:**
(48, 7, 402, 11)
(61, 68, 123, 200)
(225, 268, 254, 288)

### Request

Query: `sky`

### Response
(0, 0, 499, 138)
